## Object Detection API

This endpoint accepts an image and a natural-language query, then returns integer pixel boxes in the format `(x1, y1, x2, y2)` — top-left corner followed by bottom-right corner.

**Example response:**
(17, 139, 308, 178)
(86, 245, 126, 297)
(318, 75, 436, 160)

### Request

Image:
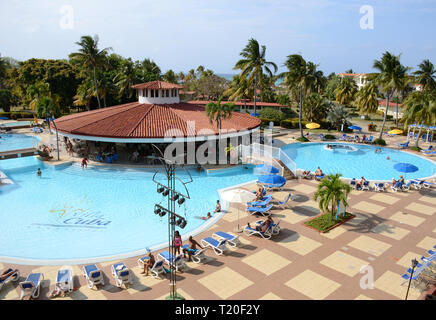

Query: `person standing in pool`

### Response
(37, 168, 42, 177)
(81, 158, 88, 169)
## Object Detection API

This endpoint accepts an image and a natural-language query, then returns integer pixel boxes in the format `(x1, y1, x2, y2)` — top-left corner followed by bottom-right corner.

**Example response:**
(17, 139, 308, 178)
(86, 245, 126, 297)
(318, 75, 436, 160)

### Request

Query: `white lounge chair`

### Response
(55, 269, 73, 295)
(82, 264, 104, 288)
(19, 273, 43, 300)
(361, 181, 371, 191)
(255, 219, 281, 235)
(158, 251, 186, 272)
(0, 269, 20, 292)
(401, 180, 413, 191)
(374, 183, 386, 192)
(243, 224, 274, 239)
(111, 263, 132, 288)
(137, 256, 166, 278)
(201, 237, 229, 255)
(213, 231, 241, 247)
(391, 182, 403, 192)
(181, 244, 207, 263)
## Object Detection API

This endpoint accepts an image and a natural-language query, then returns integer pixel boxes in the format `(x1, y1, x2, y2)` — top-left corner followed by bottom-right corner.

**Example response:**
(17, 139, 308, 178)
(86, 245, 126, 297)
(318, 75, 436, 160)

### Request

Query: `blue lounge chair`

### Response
(362, 180, 371, 191)
(339, 134, 347, 141)
(315, 174, 325, 181)
(55, 269, 73, 294)
(350, 179, 357, 189)
(276, 192, 292, 209)
(200, 237, 229, 255)
(243, 223, 274, 239)
(374, 183, 386, 192)
(263, 182, 286, 191)
(401, 180, 413, 191)
(246, 203, 273, 216)
(412, 179, 435, 189)
(411, 180, 425, 189)
(319, 134, 325, 141)
(19, 273, 43, 300)
(421, 146, 433, 153)
(96, 155, 103, 162)
(213, 231, 240, 247)
(106, 156, 113, 163)
(0, 269, 20, 292)
(158, 251, 186, 271)
(137, 256, 166, 278)
(111, 262, 132, 288)
(398, 141, 409, 149)
(181, 244, 207, 263)
(82, 264, 104, 288)
(391, 181, 403, 192)
(246, 195, 273, 207)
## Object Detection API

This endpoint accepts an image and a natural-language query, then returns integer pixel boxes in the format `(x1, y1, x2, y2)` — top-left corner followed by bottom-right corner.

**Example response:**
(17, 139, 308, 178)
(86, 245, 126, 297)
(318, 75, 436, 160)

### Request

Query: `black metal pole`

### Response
(405, 259, 418, 300)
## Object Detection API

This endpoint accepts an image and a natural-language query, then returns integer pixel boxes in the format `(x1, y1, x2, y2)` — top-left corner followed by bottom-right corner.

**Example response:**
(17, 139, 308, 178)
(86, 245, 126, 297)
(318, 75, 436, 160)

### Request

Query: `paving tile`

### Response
(279, 209, 309, 224)
(369, 193, 400, 205)
(352, 201, 385, 214)
(396, 252, 422, 268)
(197, 267, 253, 299)
(347, 235, 392, 257)
(404, 202, 436, 216)
(416, 236, 436, 251)
(278, 233, 322, 256)
(374, 271, 421, 300)
(285, 270, 341, 300)
(222, 209, 247, 223)
(291, 184, 317, 194)
(418, 196, 436, 205)
(259, 292, 283, 300)
(371, 223, 410, 240)
(433, 227, 436, 234)
(241, 249, 291, 276)
(355, 294, 372, 300)
(344, 213, 369, 226)
(320, 251, 369, 277)
(321, 226, 346, 239)
(390, 212, 425, 227)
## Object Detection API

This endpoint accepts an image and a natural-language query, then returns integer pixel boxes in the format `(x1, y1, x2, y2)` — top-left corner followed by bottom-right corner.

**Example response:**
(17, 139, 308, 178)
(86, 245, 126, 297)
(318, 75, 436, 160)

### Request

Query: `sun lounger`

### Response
(19, 273, 43, 300)
(263, 182, 285, 191)
(401, 181, 413, 191)
(246, 203, 273, 216)
(0, 269, 20, 292)
(391, 181, 403, 192)
(213, 231, 241, 247)
(301, 171, 313, 179)
(137, 256, 166, 278)
(82, 264, 104, 288)
(158, 251, 186, 271)
(350, 179, 357, 189)
(398, 141, 409, 149)
(111, 262, 132, 288)
(339, 134, 347, 141)
(181, 245, 207, 263)
(315, 174, 325, 181)
(412, 179, 435, 188)
(55, 269, 73, 294)
(277, 192, 292, 209)
(200, 237, 229, 255)
(246, 195, 273, 207)
(411, 179, 425, 189)
(374, 183, 386, 192)
(319, 134, 325, 141)
(243, 224, 274, 239)
(361, 180, 371, 191)
(255, 219, 281, 235)
(421, 146, 433, 153)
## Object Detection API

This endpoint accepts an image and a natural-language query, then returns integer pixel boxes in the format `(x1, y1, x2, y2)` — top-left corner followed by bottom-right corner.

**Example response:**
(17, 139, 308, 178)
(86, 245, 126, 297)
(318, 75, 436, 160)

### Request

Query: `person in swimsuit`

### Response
(202, 212, 212, 220)
(81, 158, 88, 169)
(37, 168, 42, 177)
(214, 200, 221, 213)
(247, 216, 274, 233)
(255, 187, 264, 201)
(141, 251, 156, 276)
(0, 268, 18, 282)
(182, 236, 203, 262)
(173, 231, 182, 255)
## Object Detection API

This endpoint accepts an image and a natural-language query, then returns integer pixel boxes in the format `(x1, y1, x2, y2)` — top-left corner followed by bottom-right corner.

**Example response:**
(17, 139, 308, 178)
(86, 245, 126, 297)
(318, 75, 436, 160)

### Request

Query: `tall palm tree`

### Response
(205, 97, 235, 134)
(234, 38, 277, 116)
(413, 59, 436, 92)
(114, 58, 137, 100)
(280, 54, 320, 138)
(355, 82, 379, 115)
(70, 35, 112, 109)
(73, 80, 95, 111)
(314, 173, 351, 222)
(334, 77, 357, 108)
(303, 93, 331, 123)
(373, 52, 405, 139)
(402, 91, 436, 148)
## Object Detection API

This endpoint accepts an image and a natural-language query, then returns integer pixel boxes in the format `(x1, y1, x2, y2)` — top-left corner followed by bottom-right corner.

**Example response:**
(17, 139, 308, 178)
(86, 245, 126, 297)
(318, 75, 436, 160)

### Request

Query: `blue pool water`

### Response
(0, 156, 257, 263)
(281, 142, 436, 181)
(0, 134, 39, 151)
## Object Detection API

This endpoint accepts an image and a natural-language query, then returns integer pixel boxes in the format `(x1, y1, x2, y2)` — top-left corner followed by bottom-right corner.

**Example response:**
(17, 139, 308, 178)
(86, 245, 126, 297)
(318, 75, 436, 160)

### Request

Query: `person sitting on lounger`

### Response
(255, 187, 265, 201)
(315, 167, 323, 178)
(247, 216, 274, 233)
(214, 200, 221, 213)
(398, 175, 405, 185)
(302, 170, 312, 178)
(183, 236, 203, 261)
(356, 176, 366, 190)
(391, 178, 397, 186)
(0, 268, 18, 281)
(140, 251, 155, 276)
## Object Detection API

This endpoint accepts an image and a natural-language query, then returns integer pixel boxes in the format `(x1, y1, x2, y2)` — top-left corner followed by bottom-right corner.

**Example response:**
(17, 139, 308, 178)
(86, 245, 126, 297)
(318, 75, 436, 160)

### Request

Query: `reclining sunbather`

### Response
(183, 236, 204, 262)
(247, 216, 274, 233)
(0, 268, 18, 281)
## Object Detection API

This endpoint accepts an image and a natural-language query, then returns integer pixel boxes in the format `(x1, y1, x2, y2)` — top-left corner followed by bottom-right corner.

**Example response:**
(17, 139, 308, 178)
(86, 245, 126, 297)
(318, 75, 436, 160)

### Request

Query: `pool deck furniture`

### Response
(111, 263, 132, 288)
(0, 269, 20, 292)
(212, 231, 241, 248)
(246, 195, 273, 207)
(181, 245, 207, 264)
(391, 182, 404, 192)
(350, 179, 357, 189)
(158, 251, 186, 271)
(361, 180, 371, 191)
(82, 264, 104, 289)
(301, 171, 313, 179)
(421, 146, 433, 153)
(263, 182, 286, 191)
(315, 174, 325, 181)
(402, 181, 413, 191)
(201, 237, 229, 255)
(255, 219, 281, 235)
(398, 141, 410, 149)
(374, 182, 386, 192)
(411, 179, 434, 189)
(246, 203, 273, 216)
(19, 273, 43, 300)
(276, 192, 292, 209)
(55, 269, 73, 295)
(243, 224, 274, 240)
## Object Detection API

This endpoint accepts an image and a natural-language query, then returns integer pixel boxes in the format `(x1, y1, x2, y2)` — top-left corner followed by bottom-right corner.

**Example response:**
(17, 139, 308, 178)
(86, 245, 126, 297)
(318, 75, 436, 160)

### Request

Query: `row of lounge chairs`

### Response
(353, 178, 435, 192)
(245, 192, 292, 217)
(339, 134, 374, 144)
(401, 244, 436, 289)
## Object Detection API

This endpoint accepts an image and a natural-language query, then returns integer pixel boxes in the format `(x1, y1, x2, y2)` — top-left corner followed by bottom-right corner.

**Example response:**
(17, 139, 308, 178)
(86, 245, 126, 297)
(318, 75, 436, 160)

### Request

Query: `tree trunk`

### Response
(415, 122, 423, 148)
(395, 102, 399, 127)
(299, 85, 304, 138)
(379, 93, 390, 140)
(93, 66, 102, 109)
(253, 77, 257, 117)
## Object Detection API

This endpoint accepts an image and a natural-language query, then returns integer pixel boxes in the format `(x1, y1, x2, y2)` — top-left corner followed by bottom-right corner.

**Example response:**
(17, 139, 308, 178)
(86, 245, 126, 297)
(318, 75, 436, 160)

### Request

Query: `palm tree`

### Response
(313, 173, 351, 222)
(373, 52, 405, 139)
(303, 93, 331, 123)
(280, 54, 320, 138)
(355, 82, 379, 115)
(402, 91, 436, 148)
(327, 104, 350, 131)
(393, 73, 411, 126)
(114, 58, 137, 100)
(234, 38, 277, 116)
(70, 35, 112, 109)
(73, 80, 95, 111)
(205, 97, 235, 134)
(163, 69, 178, 83)
(27, 82, 50, 111)
(334, 77, 357, 108)
(413, 59, 436, 92)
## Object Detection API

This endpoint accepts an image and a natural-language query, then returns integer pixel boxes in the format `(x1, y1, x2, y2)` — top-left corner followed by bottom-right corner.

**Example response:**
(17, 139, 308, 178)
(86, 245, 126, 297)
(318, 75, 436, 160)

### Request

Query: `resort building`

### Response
(338, 73, 369, 90)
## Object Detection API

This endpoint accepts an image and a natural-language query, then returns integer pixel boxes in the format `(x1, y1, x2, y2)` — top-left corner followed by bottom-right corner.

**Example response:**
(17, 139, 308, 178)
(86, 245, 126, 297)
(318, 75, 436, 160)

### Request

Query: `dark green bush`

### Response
(374, 138, 386, 146)
(410, 146, 421, 152)
(297, 136, 310, 142)
(324, 134, 336, 140)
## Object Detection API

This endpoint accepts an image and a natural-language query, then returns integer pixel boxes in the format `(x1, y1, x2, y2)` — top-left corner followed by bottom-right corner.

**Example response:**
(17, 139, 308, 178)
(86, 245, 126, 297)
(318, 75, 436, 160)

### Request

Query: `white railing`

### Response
(239, 143, 298, 176)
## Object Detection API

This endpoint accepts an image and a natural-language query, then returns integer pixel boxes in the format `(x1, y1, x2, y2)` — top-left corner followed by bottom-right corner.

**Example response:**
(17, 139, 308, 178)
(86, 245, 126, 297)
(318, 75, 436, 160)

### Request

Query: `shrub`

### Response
(259, 118, 280, 126)
(324, 134, 336, 140)
(374, 138, 386, 146)
(259, 107, 285, 122)
(297, 136, 310, 142)
(376, 110, 385, 117)
(410, 146, 422, 152)
(386, 115, 393, 120)
(368, 123, 377, 132)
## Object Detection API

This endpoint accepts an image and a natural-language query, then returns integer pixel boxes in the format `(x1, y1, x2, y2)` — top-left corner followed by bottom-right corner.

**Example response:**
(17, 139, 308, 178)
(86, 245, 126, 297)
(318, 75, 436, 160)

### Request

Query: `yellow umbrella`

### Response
(388, 129, 403, 135)
(306, 123, 320, 129)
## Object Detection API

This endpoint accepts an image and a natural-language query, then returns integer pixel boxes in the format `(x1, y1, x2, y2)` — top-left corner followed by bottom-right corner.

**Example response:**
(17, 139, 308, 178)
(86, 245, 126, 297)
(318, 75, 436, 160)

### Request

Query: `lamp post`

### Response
(151, 144, 192, 300)
(405, 258, 418, 300)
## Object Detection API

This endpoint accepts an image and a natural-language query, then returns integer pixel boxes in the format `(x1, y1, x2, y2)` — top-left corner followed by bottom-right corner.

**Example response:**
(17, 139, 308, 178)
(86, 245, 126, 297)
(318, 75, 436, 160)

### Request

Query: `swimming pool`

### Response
(281, 142, 436, 181)
(0, 157, 257, 264)
(0, 121, 32, 128)
(0, 133, 39, 152)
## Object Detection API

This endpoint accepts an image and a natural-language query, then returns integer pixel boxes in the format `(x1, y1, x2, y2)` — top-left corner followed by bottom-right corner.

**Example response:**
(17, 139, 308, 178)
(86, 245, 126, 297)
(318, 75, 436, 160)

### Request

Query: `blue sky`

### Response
(1, 0, 435, 75)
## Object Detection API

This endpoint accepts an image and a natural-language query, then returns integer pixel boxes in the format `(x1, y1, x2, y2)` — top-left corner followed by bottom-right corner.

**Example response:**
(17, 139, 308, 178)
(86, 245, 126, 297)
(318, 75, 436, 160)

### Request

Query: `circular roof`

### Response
(53, 102, 261, 141)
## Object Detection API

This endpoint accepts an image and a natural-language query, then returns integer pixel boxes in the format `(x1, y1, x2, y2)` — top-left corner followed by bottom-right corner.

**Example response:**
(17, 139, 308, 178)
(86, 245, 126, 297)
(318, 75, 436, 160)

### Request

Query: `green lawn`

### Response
(305, 212, 354, 233)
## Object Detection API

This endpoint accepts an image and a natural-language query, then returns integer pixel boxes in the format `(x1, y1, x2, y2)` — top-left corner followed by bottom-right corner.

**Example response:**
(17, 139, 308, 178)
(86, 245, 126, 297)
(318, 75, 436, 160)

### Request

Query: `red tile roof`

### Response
(188, 100, 289, 108)
(54, 102, 261, 139)
(131, 80, 184, 90)
(378, 99, 403, 108)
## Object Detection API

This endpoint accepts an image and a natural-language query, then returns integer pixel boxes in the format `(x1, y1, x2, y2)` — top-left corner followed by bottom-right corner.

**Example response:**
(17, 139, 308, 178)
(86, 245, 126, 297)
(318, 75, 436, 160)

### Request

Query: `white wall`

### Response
(138, 89, 180, 104)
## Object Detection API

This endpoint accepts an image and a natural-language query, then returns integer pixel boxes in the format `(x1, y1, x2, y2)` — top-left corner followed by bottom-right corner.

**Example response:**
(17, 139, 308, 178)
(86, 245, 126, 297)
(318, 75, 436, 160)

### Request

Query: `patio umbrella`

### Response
(393, 163, 419, 180)
(257, 174, 286, 185)
(220, 189, 256, 233)
(348, 125, 362, 131)
(255, 164, 279, 174)
(306, 123, 320, 129)
(388, 129, 403, 135)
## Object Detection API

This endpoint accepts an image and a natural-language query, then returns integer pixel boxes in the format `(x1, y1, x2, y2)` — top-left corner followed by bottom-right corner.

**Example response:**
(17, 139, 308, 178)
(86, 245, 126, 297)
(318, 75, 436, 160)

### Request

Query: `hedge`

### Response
(259, 118, 281, 126)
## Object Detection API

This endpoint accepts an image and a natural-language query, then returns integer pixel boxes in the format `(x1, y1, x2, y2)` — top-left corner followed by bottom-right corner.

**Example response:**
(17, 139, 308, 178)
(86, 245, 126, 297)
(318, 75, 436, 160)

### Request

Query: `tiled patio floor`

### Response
(1, 179, 436, 300)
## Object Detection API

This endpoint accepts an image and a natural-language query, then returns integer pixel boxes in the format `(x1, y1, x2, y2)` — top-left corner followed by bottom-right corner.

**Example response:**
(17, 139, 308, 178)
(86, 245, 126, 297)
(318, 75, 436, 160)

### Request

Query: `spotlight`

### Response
(159, 211, 166, 217)
(162, 189, 169, 196)
(176, 218, 183, 226)
(171, 194, 179, 201)
(179, 220, 187, 229)
(154, 208, 161, 215)
(157, 187, 165, 193)
(177, 198, 185, 205)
